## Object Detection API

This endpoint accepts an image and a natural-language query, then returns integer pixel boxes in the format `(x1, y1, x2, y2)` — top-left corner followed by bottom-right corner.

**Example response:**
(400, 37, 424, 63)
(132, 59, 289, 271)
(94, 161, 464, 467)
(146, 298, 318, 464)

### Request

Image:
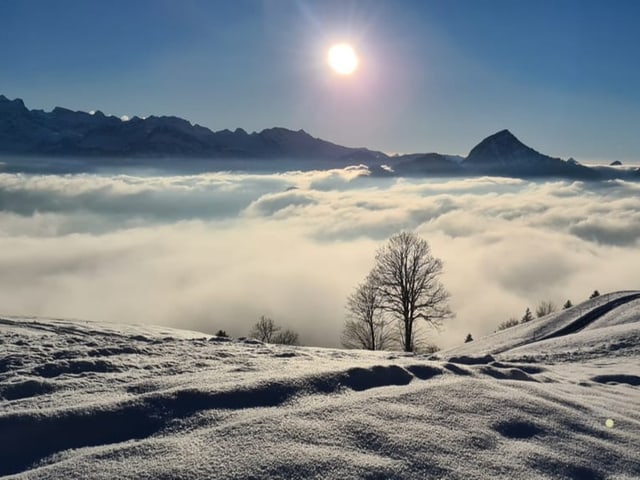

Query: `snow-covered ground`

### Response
(1, 292, 639, 479)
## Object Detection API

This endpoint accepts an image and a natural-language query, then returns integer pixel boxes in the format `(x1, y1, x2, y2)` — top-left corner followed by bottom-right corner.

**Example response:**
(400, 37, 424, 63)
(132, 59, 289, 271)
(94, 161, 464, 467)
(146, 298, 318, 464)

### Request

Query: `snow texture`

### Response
(1, 292, 639, 479)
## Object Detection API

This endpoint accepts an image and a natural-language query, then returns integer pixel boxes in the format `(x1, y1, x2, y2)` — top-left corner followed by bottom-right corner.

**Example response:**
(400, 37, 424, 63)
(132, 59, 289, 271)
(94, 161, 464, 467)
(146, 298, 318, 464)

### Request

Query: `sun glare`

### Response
(327, 43, 359, 75)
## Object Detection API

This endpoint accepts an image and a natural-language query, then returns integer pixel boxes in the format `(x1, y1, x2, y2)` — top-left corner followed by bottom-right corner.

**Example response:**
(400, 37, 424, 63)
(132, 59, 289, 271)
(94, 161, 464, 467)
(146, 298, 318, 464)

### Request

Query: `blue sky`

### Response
(2, 0, 639, 161)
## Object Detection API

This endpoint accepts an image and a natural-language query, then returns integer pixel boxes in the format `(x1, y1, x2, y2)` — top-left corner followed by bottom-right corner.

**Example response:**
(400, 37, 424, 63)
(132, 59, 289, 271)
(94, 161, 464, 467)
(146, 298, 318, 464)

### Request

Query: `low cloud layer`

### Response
(0, 169, 639, 349)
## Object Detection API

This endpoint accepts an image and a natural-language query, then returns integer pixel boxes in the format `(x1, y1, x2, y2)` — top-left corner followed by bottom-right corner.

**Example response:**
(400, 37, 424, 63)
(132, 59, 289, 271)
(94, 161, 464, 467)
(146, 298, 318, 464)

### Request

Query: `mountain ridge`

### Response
(0, 95, 637, 180)
(461, 128, 600, 178)
(0, 95, 385, 162)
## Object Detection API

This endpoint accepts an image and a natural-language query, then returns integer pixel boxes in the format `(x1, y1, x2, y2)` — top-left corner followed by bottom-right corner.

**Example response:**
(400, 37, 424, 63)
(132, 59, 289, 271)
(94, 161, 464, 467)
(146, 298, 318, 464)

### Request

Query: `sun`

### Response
(327, 43, 359, 75)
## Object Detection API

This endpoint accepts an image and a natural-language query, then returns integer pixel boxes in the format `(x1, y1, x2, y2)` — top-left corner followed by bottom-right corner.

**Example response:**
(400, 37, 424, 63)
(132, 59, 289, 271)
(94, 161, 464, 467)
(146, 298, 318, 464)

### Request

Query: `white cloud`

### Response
(0, 170, 639, 349)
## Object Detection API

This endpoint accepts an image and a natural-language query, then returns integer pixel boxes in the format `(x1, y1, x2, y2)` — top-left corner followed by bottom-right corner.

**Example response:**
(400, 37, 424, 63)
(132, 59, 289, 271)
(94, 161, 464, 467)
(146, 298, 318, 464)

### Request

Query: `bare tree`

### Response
(498, 317, 519, 331)
(371, 231, 452, 352)
(419, 344, 440, 355)
(535, 301, 557, 318)
(273, 329, 300, 345)
(393, 318, 440, 353)
(251, 315, 280, 343)
(251, 315, 300, 345)
(341, 276, 392, 350)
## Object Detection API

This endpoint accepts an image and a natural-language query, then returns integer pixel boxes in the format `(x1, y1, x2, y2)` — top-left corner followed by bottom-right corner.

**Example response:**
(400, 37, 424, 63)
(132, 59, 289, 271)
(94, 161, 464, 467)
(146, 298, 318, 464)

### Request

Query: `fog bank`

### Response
(0, 169, 638, 348)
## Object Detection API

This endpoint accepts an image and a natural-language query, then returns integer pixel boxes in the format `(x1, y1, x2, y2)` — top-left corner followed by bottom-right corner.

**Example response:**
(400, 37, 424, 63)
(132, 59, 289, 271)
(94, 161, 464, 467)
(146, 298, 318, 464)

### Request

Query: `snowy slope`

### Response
(1, 293, 639, 479)
(440, 291, 640, 358)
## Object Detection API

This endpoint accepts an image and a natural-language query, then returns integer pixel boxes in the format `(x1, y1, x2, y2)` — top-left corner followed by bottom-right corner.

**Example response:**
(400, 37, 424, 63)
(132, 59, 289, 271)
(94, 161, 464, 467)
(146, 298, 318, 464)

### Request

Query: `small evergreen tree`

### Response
(590, 290, 600, 299)
(563, 299, 573, 309)
(215, 329, 229, 337)
(521, 307, 534, 323)
(464, 333, 473, 343)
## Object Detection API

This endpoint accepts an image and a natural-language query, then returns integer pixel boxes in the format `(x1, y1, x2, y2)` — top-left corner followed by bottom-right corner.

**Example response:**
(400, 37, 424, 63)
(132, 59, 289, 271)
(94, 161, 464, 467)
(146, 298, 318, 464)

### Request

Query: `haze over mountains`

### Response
(0, 94, 637, 180)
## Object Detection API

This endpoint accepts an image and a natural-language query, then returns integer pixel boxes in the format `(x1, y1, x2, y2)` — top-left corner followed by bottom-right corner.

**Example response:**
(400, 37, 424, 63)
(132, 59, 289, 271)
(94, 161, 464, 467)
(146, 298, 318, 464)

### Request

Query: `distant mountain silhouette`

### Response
(0, 95, 637, 180)
(0, 95, 385, 162)
(462, 129, 598, 178)
(393, 153, 463, 176)
(466, 129, 539, 166)
(393, 129, 636, 180)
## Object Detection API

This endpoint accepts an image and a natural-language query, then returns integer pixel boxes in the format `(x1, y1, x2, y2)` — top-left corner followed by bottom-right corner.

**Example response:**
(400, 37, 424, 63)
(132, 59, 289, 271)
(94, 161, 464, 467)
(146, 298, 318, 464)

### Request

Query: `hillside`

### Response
(441, 291, 640, 360)
(1, 292, 639, 478)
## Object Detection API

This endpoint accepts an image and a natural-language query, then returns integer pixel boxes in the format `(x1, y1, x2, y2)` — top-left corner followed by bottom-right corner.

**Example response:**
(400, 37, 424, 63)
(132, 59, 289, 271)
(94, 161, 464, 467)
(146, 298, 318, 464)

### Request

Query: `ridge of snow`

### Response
(1, 291, 639, 478)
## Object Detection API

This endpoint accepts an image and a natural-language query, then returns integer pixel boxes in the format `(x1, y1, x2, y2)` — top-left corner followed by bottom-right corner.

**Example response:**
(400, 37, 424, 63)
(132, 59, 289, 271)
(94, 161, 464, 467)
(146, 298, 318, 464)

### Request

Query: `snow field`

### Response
(1, 292, 639, 478)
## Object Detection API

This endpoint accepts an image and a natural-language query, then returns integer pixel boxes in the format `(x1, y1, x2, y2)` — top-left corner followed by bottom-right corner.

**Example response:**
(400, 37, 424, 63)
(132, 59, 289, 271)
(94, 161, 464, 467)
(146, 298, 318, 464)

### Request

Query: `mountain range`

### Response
(0, 95, 637, 180)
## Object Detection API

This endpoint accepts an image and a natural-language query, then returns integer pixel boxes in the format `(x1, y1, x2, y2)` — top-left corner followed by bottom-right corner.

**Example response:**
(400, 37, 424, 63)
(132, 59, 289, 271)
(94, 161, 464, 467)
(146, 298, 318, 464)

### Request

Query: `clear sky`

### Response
(2, 0, 639, 161)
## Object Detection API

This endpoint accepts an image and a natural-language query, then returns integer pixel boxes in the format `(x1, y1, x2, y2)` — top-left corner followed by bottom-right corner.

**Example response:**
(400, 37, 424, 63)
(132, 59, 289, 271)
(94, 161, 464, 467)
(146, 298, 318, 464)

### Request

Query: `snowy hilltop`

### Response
(1, 291, 639, 478)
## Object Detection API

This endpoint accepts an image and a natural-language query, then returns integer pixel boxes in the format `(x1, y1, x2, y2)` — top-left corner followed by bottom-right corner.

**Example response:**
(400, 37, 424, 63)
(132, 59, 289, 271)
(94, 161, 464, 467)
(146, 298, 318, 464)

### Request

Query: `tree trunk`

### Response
(369, 323, 376, 351)
(404, 318, 412, 352)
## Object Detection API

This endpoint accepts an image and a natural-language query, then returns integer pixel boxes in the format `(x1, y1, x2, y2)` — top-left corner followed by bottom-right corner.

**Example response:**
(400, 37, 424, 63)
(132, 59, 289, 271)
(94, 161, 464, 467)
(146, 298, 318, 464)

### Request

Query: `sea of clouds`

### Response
(1, 166, 639, 349)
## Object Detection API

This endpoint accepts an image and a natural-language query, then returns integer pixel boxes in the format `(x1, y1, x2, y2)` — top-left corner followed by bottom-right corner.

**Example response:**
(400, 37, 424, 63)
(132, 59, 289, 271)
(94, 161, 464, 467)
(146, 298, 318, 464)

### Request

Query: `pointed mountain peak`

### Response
(464, 130, 550, 169)
(481, 129, 521, 145)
